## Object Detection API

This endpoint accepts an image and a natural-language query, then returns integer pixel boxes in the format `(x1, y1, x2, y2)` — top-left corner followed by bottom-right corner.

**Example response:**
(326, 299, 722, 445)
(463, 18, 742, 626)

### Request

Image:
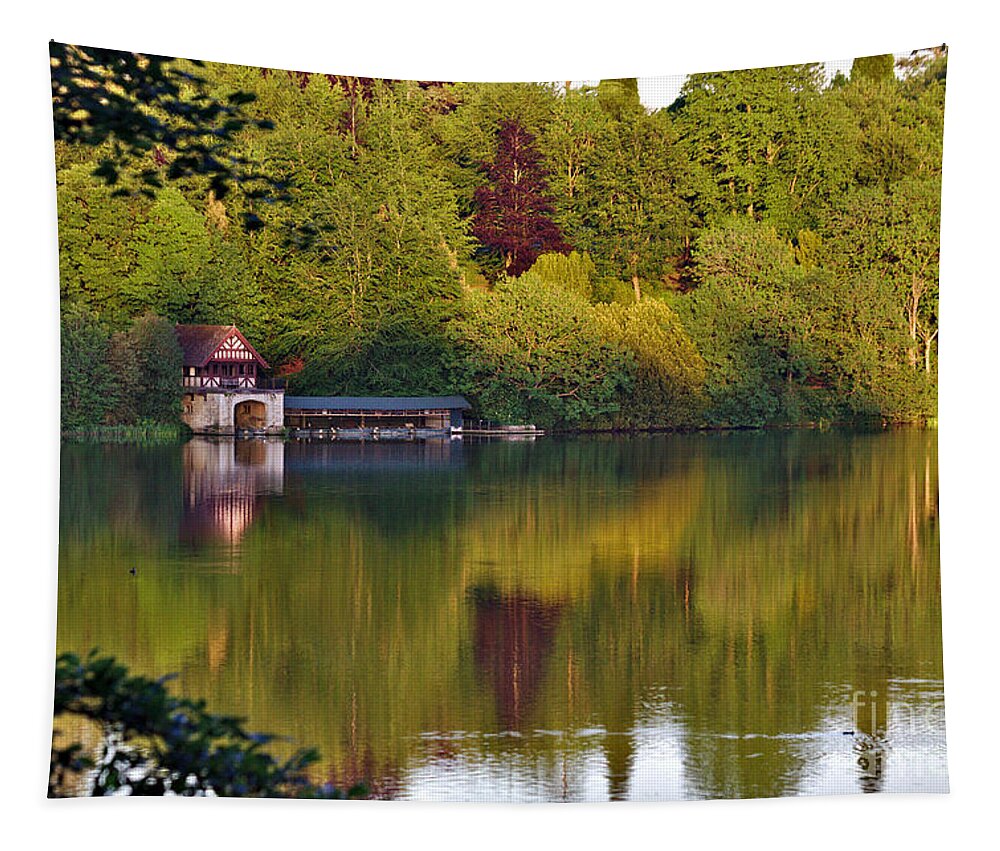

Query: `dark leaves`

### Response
(50, 42, 273, 202)
(50, 650, 361, 798)
(471, 119, 570, 277)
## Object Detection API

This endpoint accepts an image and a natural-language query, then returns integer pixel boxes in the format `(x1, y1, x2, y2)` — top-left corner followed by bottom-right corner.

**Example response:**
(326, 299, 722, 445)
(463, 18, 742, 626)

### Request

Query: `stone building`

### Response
(176, 324, 284, 434)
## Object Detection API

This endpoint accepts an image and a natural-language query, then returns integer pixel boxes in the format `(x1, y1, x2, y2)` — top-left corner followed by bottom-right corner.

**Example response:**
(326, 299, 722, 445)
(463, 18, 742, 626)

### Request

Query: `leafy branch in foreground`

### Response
(50, 650, 365, 798)
(50, 42, 274, 198)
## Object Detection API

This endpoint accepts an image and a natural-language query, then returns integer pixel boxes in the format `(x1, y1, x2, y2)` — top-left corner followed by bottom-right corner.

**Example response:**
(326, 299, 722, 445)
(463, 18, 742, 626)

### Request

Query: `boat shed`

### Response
(175, 324, 284, 434)
(283, 396, 471, 431)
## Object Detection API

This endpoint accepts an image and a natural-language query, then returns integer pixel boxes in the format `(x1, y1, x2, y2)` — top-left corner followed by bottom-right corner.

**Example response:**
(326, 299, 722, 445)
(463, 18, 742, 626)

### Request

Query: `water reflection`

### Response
(471, 589, 565, 732)
(56, 431, 947, 800)
(181, 440, 283, 547)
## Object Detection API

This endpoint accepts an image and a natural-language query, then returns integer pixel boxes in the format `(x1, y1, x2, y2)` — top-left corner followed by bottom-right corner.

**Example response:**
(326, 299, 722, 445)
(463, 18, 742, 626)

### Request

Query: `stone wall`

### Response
(181, 390, 285, 434)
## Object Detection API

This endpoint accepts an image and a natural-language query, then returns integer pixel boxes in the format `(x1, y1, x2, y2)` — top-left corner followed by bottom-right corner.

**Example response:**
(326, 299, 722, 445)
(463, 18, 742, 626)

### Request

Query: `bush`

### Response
(50, 650, 365, 798)
(594, 299, 707, 427)
(449, 275, 632, 427)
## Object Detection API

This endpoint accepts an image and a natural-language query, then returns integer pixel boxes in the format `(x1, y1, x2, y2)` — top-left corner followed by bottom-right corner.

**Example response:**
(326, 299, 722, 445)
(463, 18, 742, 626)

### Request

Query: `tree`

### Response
(106, 329, 142, 425)
(823, 178, 941, 374)
(596, 78, 642, 120)
(129, 313, 184, 423)
(450, 276, 632, 426)
(541, 87, 615, 224)
(56, 164, 146, 324)
(122, 188, 262, 328)
(578, 109, 691, 300)
(526, 251, 597, 300)
(670, 64, 834, 232)
(264, 85, 466, 394)
(49, 42, 272, 198)
(471, 119, 569, 276)
(60, 306, 115, 431)
(594, 299, 707, 426)
(851, 54, 896, 84)
(676, 218, 841, 424)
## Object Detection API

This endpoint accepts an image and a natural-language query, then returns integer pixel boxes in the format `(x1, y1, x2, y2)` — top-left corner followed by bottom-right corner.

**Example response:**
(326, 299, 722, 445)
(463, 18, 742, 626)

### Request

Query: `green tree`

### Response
(823, 178, 941, 375)
(129, 313, 184, 423)
(106, 329, 142, 425)
(670, 64, 839, 232)
(577, 109, 690, 300)
(60, 306, 115, 431)
(56, 164, 146, 324)
(450, 275, 632, 427)
(850, 54, 895, 83)
(526, 251, 597, 300)
(268, 85, 467, 394)
(676, 218, 838, 424)
(594, 298, 707, 426)
(596, 78, 642, 120)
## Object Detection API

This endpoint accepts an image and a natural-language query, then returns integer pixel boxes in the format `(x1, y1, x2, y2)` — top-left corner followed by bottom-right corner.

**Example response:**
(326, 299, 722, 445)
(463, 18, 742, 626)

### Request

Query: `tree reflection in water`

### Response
(56, 430, 946, 800)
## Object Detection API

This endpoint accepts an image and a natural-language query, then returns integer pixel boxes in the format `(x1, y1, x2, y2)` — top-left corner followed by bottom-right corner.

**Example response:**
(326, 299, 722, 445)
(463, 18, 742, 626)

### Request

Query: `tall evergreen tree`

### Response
(60, 306, 115, 431)
(129, 313, 184, 423)
(471, 119, 569, 277)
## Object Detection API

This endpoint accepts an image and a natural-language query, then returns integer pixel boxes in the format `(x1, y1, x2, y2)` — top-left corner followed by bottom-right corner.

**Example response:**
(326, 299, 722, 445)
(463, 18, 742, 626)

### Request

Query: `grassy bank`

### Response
(61, 421, 190, 443)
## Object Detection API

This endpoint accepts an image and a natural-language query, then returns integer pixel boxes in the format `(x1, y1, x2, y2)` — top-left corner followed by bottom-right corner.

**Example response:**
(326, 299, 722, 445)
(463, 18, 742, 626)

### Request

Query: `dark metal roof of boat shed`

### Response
(284, 396, 471, 411)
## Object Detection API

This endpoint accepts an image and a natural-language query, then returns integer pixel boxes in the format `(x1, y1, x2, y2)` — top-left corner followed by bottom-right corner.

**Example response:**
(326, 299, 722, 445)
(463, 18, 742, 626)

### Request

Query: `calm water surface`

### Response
(56, 431, 946, 800)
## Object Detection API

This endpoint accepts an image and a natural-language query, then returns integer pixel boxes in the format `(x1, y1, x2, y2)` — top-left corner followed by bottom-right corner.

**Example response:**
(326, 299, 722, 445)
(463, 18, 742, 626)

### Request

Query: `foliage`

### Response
(851, 55, 895, 84)
(526, 251, 597, 300)
(51, 650, 364, 797)
(130, 313, 184, 422)
(678, 219, 846, 424)
(61, 306, 116, 431)
(471, 119, 568, 276)
(574, 109, 691, 297)
(60, 310, 184, 432)
(450, 276, 632, 426)
(56, 164, 145, 325)
(52, 47, 946, 429)
(50, 42, 273, 198)
(596, 78, 642, 120)
(594, 299, 707, 426)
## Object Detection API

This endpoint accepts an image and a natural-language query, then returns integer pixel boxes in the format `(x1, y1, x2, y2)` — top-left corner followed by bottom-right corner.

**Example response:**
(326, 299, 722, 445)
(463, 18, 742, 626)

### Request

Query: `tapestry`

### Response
(49, 43, 947, 801)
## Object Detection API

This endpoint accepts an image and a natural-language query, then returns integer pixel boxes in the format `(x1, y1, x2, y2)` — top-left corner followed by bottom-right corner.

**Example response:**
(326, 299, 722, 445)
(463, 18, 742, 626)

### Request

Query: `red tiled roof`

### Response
(174, 324, 269, 369)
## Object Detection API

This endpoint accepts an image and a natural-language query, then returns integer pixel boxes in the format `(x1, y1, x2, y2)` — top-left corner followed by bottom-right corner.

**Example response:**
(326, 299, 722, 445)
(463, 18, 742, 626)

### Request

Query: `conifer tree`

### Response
(472, 119, 569, 277)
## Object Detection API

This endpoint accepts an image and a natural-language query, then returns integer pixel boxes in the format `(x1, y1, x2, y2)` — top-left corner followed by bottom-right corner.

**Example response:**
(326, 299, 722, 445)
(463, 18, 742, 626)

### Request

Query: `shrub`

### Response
(50, 650, 364, 798)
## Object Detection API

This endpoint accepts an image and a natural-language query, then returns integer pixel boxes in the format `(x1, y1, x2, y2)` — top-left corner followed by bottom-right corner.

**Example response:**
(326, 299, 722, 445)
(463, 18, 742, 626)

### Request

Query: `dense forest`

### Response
(53, 45, 946, 429)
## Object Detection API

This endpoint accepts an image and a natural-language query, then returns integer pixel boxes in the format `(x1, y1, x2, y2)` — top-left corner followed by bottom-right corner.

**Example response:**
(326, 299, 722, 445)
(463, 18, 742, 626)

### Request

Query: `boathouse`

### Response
(176, 324, 285, 434)
(283, 395, 470, 432)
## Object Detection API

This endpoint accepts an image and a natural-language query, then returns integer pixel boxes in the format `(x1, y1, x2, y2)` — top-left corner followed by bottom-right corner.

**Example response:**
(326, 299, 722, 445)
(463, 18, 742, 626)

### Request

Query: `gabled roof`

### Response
(174, 324, 269, 369)
(284, 396, 470, 411)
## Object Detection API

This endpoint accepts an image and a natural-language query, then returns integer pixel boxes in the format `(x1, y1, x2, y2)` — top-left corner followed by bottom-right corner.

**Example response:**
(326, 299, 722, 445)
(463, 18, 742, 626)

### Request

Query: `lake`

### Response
(56, 429, 946, 800)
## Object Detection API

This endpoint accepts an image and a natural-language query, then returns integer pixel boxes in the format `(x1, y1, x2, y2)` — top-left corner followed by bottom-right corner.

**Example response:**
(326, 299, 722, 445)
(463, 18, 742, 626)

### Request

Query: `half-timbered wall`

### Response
(182, 334, 261, 388)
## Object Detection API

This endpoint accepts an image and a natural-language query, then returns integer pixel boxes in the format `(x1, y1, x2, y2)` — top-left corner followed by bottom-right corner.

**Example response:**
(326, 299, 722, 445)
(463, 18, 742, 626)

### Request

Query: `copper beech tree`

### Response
(472, 119, 569, 277)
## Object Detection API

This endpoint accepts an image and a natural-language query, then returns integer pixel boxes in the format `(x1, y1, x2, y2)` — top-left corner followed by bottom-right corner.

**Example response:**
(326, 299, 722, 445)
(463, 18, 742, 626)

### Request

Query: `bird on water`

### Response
(129, 567, 137, 577)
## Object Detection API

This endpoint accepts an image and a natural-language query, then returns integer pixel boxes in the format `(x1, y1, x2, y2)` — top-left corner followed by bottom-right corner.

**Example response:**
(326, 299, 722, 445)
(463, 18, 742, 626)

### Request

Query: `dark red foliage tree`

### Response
(472, 119, 570, 277)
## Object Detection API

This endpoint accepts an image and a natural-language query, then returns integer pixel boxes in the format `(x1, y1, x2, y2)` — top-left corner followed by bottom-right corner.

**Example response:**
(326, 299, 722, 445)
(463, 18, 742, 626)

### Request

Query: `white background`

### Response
(1, 1, 996, 847)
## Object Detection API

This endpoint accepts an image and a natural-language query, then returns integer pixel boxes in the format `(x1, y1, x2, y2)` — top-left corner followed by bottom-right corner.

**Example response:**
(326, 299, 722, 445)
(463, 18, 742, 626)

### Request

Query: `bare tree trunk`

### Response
(923, 328, 938, 373)
(632, 275, 641, 303)
(907, 273, 924, 369)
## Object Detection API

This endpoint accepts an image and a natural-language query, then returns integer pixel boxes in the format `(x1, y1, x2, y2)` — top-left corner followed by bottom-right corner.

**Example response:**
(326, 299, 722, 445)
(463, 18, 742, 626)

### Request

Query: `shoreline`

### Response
(61, 417, 936, 443)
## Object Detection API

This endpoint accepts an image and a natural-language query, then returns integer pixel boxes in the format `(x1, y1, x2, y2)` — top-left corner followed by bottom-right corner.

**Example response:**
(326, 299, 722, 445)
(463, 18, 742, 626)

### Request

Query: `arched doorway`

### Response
(234, 399, 267, 430)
